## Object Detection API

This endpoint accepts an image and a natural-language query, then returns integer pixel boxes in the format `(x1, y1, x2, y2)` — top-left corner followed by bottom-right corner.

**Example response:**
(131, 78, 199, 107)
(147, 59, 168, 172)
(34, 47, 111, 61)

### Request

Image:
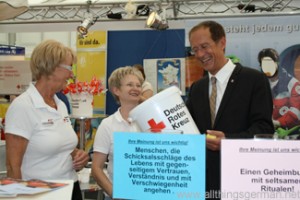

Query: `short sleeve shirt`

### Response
(5, 83, 78, 181)
(93, 108, 141, 183)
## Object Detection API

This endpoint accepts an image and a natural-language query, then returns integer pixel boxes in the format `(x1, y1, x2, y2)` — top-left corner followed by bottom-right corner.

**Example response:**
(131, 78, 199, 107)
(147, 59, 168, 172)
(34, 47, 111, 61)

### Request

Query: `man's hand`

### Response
(206, 130, 225, 151)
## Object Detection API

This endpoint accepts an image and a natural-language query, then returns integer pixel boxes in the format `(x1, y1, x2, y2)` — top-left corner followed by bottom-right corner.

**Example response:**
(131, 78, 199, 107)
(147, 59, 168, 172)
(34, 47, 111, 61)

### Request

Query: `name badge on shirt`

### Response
(63, 116, 71, 123)
(42, 119, 54, 126)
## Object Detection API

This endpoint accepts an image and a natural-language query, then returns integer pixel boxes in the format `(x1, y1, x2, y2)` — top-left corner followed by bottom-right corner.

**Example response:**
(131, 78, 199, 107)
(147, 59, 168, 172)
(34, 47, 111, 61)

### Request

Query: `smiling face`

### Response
(113, 74, 142, 106)
(189, 27, 227, 75)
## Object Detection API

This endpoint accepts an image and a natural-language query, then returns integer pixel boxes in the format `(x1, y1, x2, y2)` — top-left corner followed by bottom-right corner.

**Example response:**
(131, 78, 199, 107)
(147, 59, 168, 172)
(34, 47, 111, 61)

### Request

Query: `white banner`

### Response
(0, 60, 31, 94)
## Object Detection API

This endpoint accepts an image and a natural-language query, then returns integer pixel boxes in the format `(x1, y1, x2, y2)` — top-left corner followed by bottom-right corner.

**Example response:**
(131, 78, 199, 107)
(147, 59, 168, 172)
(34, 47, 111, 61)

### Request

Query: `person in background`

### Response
(258, 48, 300, 129)
(56, 91, 71, 114)
(92, 66, 144, 200)
(186, 20, 274, 199)
(133, 64, 153, 102)
(5, 40, 89, 200)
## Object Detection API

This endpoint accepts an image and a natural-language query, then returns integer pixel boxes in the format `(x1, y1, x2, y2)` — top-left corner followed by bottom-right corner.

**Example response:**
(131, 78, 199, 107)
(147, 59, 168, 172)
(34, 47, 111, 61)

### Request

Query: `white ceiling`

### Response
(28, 0, 141, 6)
(2, 0, 300, 24)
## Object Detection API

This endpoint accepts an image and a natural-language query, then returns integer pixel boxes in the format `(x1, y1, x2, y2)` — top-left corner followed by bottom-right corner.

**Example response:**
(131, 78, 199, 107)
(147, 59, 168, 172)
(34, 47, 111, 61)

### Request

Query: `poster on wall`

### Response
(76, 31, 107, 114)
(222, 139, 300, 200)
(0, 60, 31, 94)
(144, 58, 186, 95)
(257, 47, 300, 133)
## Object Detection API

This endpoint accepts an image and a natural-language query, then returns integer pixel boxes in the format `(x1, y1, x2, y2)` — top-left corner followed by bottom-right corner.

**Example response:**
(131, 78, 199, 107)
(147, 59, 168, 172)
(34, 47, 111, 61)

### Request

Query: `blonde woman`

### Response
(5, 40, 89, 200)
(92, 66, 144, 200)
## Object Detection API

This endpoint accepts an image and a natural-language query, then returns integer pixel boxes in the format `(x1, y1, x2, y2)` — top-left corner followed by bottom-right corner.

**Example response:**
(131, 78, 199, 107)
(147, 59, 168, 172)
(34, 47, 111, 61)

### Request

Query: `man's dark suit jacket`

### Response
(186, 63, 274, 198)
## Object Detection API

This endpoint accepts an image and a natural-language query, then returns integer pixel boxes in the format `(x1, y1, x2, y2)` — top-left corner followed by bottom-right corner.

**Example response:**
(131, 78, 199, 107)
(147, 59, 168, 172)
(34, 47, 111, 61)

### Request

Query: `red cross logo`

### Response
(147, 119, 166, 133)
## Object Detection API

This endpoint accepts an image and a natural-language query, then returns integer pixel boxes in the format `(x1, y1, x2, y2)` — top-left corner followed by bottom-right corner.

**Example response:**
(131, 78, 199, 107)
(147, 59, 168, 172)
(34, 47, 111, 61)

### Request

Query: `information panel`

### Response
(76, 31, 107, 114)
(222, 140, 300, 200)
(114, 132, 206, 200)
(0, 60, 31, 94)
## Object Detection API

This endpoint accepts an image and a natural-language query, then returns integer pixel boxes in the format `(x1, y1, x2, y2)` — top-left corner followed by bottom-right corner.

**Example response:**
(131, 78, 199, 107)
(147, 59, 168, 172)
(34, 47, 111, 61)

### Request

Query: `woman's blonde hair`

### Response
(30, 39, 76, 80)
(108, 66, 144, 104)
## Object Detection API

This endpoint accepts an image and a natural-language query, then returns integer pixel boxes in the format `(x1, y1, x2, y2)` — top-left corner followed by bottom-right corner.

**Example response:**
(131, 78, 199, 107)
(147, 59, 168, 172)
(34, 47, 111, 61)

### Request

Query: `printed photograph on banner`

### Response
(144, 58, 185, 95)
(280, 44, 300, 81)
(256, 45, 300, 136)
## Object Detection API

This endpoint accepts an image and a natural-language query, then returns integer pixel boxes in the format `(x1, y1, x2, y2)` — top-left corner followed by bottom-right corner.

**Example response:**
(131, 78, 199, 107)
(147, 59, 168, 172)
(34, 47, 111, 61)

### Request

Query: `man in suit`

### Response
(186, 20, 274, 199)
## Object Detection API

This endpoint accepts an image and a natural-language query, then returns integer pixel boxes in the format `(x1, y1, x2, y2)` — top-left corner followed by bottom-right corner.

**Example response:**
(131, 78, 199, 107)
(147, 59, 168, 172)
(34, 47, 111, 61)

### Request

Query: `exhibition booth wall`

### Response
(1, 15, 300, 114)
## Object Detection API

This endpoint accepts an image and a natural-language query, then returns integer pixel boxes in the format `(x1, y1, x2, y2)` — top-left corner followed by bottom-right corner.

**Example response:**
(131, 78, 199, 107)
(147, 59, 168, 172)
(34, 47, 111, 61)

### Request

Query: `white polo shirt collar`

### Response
(115, 108, 128, 123)
(27, 82, 60, 110)
(210, 59, 236, 84)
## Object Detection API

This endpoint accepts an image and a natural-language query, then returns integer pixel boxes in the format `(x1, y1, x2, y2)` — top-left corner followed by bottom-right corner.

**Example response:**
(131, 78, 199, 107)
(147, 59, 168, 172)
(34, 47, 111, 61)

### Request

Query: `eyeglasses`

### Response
(122, 83, 142, 89)
(59, 64, 73, 72)
(190, 43, 212, 55)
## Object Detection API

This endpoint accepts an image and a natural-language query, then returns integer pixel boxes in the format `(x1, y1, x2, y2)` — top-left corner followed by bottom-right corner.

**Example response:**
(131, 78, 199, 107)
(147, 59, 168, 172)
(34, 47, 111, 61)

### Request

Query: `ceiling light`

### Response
(136, 5, 150, 16)
(0, 0, 28, 21)
(107, 12, 122, 20)
(77, 0, 97, 38)
(146, 11, 168, 30)
(77, 15, 94, 36)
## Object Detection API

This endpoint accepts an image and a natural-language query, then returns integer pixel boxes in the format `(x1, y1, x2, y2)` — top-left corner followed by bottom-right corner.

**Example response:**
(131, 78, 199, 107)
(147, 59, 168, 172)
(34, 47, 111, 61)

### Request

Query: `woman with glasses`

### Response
(5, 40, 89, 200)
(92, 66, 144, 200)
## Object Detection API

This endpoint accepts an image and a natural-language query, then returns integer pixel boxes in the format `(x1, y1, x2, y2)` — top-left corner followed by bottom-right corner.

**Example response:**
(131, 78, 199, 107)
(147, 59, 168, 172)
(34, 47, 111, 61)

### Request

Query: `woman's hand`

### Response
(71, 148, 89, 171)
